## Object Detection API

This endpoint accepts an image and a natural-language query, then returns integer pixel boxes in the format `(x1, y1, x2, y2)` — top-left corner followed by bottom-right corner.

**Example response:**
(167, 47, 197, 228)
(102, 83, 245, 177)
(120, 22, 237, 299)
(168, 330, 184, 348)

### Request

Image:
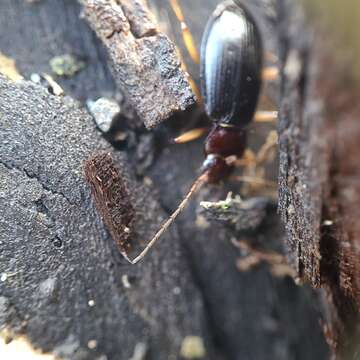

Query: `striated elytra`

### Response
(200, 0, 263, 127)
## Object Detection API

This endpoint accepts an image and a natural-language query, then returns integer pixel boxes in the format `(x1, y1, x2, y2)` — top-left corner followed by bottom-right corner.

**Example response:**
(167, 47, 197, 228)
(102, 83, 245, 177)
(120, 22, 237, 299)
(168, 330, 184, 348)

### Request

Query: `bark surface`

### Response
(277, 0, 360, 356)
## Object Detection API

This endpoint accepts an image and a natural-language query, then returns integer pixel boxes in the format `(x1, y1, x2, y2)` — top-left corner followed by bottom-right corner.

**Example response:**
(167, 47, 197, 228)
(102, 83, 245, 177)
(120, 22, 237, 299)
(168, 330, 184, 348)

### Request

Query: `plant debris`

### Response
(40, 73, 64, 96)
(200, 193, 273, 232)
(0, 51, 23, 81)
(49, 54, 85, 77)
(30, 73, 64, 96)
(129, 342, 148, 360)
(180, 336, 206, 359)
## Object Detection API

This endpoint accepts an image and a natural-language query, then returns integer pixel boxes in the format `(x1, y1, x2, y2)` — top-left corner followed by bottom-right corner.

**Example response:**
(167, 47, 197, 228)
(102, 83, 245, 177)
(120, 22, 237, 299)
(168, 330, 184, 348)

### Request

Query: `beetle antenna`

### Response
(129, 173, 208, 264)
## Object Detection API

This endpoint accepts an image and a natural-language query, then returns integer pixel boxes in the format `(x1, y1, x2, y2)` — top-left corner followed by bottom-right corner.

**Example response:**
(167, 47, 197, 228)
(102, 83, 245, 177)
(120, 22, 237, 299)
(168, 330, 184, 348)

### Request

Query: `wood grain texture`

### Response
(277, 0, 360, 356)
(84, 153, 136, 254)
(277, 0, 326, 287)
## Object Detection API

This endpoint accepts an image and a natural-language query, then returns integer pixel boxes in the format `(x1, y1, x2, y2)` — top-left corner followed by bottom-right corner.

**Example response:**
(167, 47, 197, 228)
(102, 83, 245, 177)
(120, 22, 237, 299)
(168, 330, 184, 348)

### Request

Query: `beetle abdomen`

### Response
(200, 0, 263, 127)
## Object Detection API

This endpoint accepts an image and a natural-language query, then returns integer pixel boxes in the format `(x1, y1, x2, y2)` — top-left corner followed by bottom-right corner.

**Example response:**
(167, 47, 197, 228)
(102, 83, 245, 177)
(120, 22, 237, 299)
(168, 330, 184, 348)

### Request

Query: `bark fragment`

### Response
(81, 0, 195, 129)
(84, 152, 135, 254)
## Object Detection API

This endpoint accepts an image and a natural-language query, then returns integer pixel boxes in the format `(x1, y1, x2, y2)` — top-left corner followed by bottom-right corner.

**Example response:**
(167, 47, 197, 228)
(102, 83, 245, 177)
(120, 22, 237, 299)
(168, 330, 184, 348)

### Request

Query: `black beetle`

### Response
(117, 0, 267, 263)
(200, 0, 263, 183)
(201, 0, 263, 128)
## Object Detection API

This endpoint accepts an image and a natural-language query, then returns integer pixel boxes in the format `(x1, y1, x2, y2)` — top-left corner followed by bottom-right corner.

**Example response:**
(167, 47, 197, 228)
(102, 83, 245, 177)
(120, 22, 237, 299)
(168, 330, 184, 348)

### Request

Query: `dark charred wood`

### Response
(0, 75, 217, 359)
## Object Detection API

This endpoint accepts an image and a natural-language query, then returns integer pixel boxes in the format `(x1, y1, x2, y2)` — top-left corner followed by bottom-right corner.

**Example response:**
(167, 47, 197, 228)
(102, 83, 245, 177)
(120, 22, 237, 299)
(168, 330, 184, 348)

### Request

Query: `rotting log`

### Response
(277, 0, 360, 357)
(80, 0, 195, 129)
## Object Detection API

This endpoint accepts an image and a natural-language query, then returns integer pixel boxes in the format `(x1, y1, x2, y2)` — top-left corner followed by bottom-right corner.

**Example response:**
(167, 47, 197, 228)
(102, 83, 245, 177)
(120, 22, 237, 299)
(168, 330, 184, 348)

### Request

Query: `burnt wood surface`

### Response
(0, 0, 330, 359)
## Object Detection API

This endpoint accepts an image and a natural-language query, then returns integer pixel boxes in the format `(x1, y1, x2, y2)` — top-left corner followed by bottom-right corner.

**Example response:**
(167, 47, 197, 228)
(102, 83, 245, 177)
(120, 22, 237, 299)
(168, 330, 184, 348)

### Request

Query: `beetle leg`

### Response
(232, 149, 257, 167)
(229, 175, 276, 188)
(230, 131, 278, 192)
(265, 51, 279, 63)
(232, 128, 277, 171)
(262, 66, 279, 82)
(169, 0, 200, 64)
(173, 127, 208, 144)
(159, 4, 202, 102)
(236, 131, 277, 166)
(255, 130, 278, 166)
(254, 110, 278, 123)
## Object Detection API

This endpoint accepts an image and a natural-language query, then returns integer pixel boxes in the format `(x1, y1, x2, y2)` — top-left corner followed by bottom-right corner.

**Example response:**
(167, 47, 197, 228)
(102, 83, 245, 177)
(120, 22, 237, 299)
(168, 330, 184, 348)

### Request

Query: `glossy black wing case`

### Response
(200, 0, 263, 127)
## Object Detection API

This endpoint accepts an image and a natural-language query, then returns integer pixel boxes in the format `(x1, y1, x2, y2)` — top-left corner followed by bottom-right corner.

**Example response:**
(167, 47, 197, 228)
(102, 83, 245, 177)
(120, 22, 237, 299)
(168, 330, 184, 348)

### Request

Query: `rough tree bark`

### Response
(278, 0, 360, 357)
(0, 0, 332, 359)
(80, 0, 195, 129)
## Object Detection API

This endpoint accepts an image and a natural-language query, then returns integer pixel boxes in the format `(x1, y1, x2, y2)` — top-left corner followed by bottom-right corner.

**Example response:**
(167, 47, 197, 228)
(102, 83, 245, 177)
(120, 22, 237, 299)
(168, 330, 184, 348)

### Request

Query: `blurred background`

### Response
(302, 0, 360, 83)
